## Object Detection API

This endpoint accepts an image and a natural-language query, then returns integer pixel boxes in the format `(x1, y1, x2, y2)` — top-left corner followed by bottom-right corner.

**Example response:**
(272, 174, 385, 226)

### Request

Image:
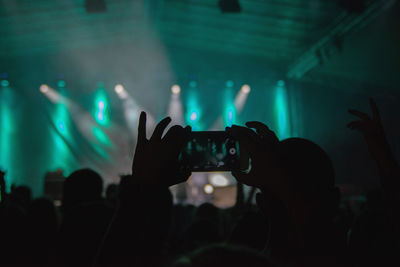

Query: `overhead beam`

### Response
(286, 0, 398, 79)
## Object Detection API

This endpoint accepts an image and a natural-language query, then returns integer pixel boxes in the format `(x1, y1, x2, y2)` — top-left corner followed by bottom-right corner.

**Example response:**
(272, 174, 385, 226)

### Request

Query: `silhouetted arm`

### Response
(348, 99, 400, 214)
(96, 112, 191, 266)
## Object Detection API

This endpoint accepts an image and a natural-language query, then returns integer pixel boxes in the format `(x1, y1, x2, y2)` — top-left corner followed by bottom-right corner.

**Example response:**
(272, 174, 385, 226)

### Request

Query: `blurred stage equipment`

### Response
(218, 0, 241, 13)
(337, 0, 366, 13)
(44, 169, 65, 204)
(287, 0, 397, 79)
(85, 0, 107, 13)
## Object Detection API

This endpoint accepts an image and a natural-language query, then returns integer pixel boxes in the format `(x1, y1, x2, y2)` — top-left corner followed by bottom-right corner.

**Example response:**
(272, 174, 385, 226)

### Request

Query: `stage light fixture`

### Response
(204, 184, 214, 194)
(40, 84, 49, 93)
(218, 0, 241, 13)
(98, 101, 105, 109)
(115, 84, 124, 94)
(190, 111, 198, 121)
(94, 86, 110, 126)
(114, 84, 129, 99)
(241, 84, 250, 94)
(171, 84, 181, 95)
(85, 0, 107, 13)
(274, 80, 290, 139)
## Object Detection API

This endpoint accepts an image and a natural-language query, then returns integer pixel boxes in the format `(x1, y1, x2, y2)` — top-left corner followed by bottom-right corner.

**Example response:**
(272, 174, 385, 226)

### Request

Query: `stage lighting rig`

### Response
(218, 0, 241, 13)
(171, 85, 181, 95)
(85, 0, 107, 13)
(241, 84, 250, 94)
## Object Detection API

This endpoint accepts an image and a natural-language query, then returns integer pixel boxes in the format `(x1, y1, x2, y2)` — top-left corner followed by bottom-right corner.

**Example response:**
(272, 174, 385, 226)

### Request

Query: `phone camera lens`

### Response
(229, 148, 236, 155)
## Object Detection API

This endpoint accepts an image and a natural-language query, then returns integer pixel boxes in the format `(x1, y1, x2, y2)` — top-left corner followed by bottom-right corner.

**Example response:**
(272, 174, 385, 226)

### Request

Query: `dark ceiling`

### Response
(0, 0, 399, 89)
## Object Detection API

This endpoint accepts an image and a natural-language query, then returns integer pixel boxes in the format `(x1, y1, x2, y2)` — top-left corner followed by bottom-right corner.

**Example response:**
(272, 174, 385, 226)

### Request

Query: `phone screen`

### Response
(179, 131, 245, 172)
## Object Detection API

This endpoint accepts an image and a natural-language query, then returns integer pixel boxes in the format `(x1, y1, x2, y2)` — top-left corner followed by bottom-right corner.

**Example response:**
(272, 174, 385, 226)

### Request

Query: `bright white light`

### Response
(171, 84, 181, 95)
(209, 174, 229, 187)
(98, 101, 105, 109)
(190, 112, 198, 121)
(241, 84, 251, 94)
(167, 86, 184, 125)
(115, 84, 124, 94)
(204, 184, 214, 194)
(40, 84, 49, 93)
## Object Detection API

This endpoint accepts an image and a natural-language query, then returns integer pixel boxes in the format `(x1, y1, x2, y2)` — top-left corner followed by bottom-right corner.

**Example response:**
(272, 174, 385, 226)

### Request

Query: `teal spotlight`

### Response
(93, 87, 110, 126)
(1, 80, 9, 87)
(97, 101, 105, 121)
(225, 80, 234, 88)
(57, 121, 66, 133)
(57, 80, 66, 88)
(274, 80, 290, 139)
(190, 111, 198, 121)
(189, 81, 197, 88)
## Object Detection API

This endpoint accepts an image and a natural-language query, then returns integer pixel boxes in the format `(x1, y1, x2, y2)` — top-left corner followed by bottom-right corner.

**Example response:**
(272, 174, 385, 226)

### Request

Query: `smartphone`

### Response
(179, 131, 248, 172)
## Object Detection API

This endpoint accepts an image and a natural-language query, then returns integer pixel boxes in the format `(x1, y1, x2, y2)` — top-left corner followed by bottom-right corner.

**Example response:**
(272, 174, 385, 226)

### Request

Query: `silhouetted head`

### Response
(181, 219, 221, 252)
(171, 243, 270, 267)
(366, 189, 384, 212)
(278, 138, 339, 212)
(105, 183, 118, 200)
(27, 197, 58, 237)
(229, 210, 268, 251)
(195, 203, 219, 223)
(9, 185, 32, 209)
(62, 169, 103, 210)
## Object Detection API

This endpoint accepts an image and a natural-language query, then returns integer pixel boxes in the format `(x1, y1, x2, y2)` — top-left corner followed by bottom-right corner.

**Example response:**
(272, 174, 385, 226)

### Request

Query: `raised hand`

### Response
(131, 111, 191, 187)
(348, 98, 385, 142)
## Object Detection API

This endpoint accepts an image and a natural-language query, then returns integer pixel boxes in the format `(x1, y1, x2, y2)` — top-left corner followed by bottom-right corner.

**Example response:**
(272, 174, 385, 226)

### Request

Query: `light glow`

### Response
(190, 112, 198, 121)
(204, 184, 214, 194)
(115, 84, 124, 94)
(40, 84, 49, 94)
(274, 80, 291, 139)
(209, 174, 229, 187)
(241, 84, 251, 94)
(1, 80, 9, 87)
(94, 87, 109, 126)
(171, 84, 181, 95)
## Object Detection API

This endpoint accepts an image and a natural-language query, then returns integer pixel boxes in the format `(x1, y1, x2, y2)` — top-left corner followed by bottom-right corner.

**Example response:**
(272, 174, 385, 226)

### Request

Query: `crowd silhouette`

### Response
(0, 99, 399, 266)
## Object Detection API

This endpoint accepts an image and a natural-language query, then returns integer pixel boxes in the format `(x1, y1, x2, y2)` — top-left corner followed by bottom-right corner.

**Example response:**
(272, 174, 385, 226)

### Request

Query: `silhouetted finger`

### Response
(150, 117, 171, 141)
(163, 125, 185, 141)
(230, 125, 260, 142)
(347, 121, 366, 131)
(138, 111, 147, 143)
(246, 121, 271, 133)
(163, 125, 187, 154)
(348, 109, 370, 121)
(246, 121, 279, 142)
(369, 98, 381, 122)
(227, 125, 259, 156)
